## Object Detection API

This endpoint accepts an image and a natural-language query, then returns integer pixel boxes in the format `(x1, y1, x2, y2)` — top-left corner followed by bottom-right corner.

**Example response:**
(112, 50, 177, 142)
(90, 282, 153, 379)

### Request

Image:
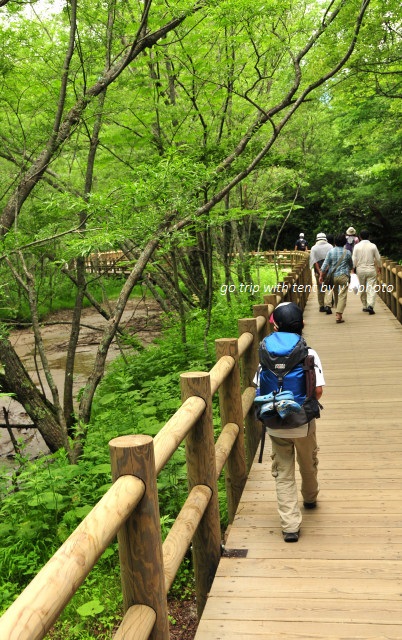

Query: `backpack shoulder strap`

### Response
(303, 351, 316, 399)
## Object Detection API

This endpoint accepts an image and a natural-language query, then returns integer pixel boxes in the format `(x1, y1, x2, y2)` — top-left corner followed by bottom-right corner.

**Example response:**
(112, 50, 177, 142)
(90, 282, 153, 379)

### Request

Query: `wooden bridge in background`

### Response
(194, 289, 402, 639)
(82, 249, 304, 276)
(1, 255, 402, 639)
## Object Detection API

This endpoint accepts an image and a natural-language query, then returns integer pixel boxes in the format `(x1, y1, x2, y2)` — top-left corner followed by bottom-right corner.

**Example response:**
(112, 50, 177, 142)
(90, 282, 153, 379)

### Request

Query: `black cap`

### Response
(272, 302, 303, 334)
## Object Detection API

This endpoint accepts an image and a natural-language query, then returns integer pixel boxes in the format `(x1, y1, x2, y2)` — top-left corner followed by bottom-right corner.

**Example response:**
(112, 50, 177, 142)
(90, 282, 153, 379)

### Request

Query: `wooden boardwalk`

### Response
(195, 290, 402, 639)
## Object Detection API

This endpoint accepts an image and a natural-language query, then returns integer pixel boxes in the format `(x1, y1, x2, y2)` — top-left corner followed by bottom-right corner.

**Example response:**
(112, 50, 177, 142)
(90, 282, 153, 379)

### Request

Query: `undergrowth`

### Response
(0, 265, 279, 637)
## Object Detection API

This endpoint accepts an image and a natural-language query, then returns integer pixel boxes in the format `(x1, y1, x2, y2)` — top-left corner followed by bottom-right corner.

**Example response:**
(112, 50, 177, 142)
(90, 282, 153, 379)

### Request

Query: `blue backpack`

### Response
(255, 332, 321, 461)
(257, 332, 321, 428)
(260, 333, 307, 403)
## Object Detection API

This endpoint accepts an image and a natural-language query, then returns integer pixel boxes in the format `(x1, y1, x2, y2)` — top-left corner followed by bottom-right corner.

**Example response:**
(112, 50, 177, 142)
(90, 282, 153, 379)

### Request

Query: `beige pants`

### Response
(315, 274, 333, 308)
(333, 274, 349, 314)
(270, 421, 319, 533)
(356, 267, 377, 309)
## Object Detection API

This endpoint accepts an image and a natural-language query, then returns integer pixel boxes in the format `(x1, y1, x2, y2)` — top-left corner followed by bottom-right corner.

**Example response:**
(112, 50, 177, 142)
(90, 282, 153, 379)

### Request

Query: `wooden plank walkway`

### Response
(195, 290, 402, 639)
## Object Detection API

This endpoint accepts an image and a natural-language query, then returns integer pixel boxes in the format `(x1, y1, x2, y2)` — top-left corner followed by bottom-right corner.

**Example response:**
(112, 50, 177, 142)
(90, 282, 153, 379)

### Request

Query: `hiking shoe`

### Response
(319, 306, 326, 312)
(325, 306, 332, 315)
(362, 308, 369, 312)
(367, 306, 375, 315)
(303, 501, 317, 509)
(283, 531, 299, 543)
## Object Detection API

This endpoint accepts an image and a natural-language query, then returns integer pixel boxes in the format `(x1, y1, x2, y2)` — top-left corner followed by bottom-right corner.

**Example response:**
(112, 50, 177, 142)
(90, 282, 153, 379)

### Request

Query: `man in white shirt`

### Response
(352, 229, 382, 314)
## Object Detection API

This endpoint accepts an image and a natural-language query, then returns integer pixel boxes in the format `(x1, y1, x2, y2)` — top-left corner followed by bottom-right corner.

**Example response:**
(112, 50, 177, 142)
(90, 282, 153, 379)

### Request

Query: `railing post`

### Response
(385, 260, 392, 310)
(379, 257, 386, 303)
(109, 435, 169, 640)
(396, 266, 402, 323)
(215, 338, 248, 522)
(238, 317, 260, 468)
(389, 262, 398, 316)
(180, 372, 221, 618)
(300, 260, 311, 310)
(287, 272, 297, 304)
(253, 304, 271, 339)
(283, 275, 293, 302)
(263, 293, 279, 309)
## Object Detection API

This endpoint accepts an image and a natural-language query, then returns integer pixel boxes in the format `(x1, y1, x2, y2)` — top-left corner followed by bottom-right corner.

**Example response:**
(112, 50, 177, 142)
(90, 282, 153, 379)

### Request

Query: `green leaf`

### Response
(76, 599, 104, 617)
(89, 464, 111, 475)
(27, 492, 67, 510)
(74, 505, 93, 519)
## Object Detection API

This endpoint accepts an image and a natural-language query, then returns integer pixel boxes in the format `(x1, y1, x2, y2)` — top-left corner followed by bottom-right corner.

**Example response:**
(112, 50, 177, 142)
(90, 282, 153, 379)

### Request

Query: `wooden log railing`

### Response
(378, 258, 402, 324)
(0, 258, 312, 639)
(84, 250, 132, 275)
(81, 249, 308, 276)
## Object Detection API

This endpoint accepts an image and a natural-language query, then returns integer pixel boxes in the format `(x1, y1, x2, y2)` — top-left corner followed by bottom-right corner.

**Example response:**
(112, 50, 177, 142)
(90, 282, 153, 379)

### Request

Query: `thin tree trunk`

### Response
(170, 249, 187, 345)
(63, 257, 86, 431)
(76, 235, 160, 438)
(6, 255, 69, 444)
(0, 338, 68, 453)
(64, 3, 113, 431)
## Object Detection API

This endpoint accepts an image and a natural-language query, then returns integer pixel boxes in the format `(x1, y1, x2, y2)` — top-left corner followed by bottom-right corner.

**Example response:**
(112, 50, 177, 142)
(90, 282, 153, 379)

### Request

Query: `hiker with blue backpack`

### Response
(254, 302, 325, 543)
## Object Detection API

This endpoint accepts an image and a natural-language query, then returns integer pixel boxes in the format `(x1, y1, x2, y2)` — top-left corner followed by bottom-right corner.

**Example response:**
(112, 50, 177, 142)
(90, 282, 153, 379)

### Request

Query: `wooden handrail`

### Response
(114, 605, 156, 640)
(0, 254, 312, 639)
(209, 354, 235, 395)
(153, 395, 205, 474)
(163, 484, 212, 592)
(215, 423, 240, 477)
(378, 258, 402, 324)
(0, 475, 144, 640)
(237, 329, 254, 356)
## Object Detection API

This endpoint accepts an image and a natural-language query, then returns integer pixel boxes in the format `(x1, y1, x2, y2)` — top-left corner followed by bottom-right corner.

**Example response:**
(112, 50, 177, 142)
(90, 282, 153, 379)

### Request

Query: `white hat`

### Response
(299, 233, 304, 237)
(346, 226, 356, 235)
(316, 232, 326, 241)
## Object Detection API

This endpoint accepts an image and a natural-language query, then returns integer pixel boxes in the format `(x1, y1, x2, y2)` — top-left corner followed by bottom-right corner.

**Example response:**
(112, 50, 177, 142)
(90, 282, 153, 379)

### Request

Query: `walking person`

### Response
(319, 234, 353, 324)
(309, 232, 333, 314)
(345, 226, 359, 254)
(254, 302, 325, 542)
(352, 229, 382, 314)
(294, 233, 308, 251)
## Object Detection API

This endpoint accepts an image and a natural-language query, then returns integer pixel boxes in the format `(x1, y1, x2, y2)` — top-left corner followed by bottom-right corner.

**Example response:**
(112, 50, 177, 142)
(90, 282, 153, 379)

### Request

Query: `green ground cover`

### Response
(0, 263, 280, 638)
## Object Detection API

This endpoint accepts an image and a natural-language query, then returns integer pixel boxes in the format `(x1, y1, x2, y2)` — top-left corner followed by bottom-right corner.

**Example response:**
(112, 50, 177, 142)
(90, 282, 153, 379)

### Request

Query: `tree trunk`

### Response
(0, 337, 69, 453)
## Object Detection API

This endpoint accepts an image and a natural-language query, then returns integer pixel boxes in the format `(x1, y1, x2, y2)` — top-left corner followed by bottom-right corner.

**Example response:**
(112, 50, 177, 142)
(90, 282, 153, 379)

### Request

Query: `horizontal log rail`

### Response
(0, 257, 312, 639)
(379, 258, 402, 324)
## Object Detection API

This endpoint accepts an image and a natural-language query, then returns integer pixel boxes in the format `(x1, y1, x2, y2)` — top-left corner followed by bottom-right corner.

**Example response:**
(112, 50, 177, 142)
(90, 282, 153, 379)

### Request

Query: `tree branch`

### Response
(0, 2, 204, 236)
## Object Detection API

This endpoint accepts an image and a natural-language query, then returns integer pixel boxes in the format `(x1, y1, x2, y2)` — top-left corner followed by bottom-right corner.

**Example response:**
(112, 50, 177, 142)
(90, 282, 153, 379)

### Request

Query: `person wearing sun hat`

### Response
(345, 226, 359, 254)
(309, 232, 333, 313)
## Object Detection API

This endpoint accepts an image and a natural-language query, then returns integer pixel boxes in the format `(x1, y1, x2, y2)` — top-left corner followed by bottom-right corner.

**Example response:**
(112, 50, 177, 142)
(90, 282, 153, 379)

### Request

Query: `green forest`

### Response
(0, 0, 401, 636)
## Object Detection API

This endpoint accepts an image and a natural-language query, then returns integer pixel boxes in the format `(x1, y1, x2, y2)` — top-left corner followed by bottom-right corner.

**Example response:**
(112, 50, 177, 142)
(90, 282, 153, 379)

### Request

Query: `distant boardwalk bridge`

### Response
(82, 249, 307, 276)
(1, 254, 402, 639)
